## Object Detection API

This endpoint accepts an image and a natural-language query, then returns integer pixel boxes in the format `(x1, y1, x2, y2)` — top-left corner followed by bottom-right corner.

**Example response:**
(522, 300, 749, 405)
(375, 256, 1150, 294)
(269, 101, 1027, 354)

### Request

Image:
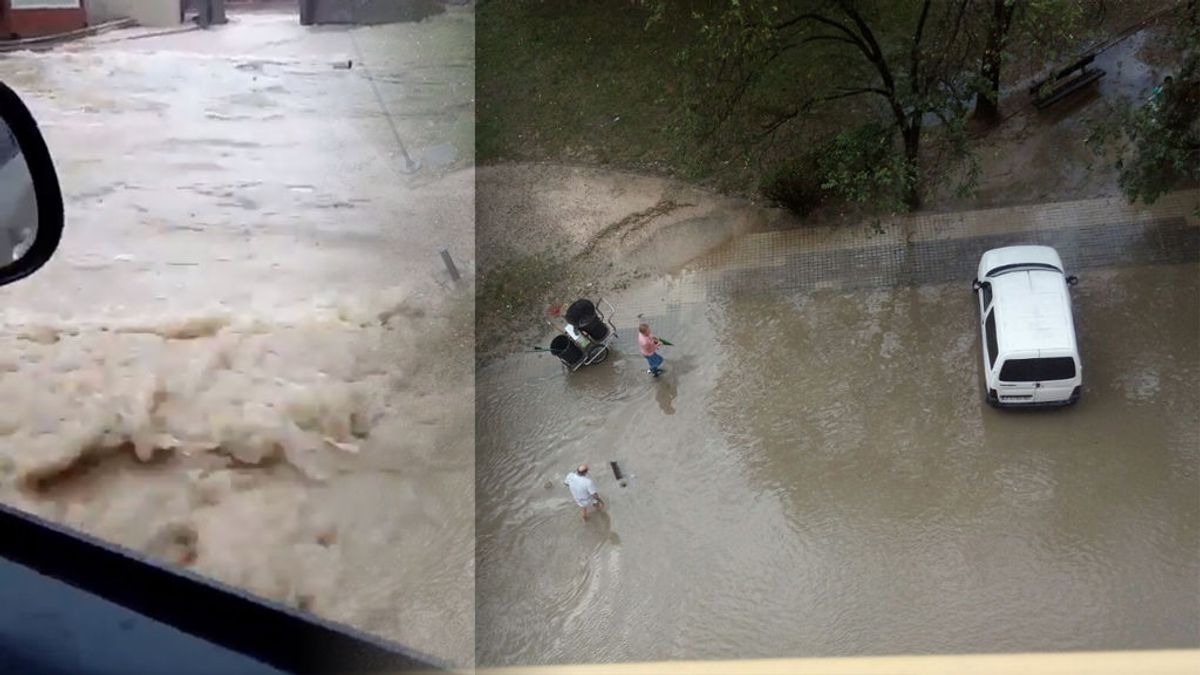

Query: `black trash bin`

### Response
(550, 335, 583, 366)
(579, 315, 609, 341)
(564, 299, 596, 327)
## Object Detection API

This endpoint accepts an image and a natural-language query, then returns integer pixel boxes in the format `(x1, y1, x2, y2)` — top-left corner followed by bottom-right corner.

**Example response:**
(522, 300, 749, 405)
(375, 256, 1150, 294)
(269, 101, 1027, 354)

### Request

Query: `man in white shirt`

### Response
(564, 464, 604, 522)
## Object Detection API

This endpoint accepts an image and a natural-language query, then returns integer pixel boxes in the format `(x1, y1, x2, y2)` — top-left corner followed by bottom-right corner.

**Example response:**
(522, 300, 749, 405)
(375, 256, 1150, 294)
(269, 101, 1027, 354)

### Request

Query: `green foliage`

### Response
(758, 155, 827, 216)
(1086, 3, 1200, 205)
(476, 0, 699, 172)
(814, 124, 919, 214)
(938, 114, 983, 199)
(1020, 0, 1088, 55)
(684, 0, 985, 211)
(477, 252, 565, 322)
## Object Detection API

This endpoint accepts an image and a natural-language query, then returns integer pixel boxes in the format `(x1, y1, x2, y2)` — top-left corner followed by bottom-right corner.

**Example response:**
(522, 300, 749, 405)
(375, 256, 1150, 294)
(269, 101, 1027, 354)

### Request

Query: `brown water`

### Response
(476, 262, 1199, 666)
(0, 8, 475, 666)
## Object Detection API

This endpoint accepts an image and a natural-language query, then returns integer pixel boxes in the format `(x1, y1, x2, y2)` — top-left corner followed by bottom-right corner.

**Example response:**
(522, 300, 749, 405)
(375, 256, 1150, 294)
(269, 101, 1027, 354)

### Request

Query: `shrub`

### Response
(758, 155, 827, 216)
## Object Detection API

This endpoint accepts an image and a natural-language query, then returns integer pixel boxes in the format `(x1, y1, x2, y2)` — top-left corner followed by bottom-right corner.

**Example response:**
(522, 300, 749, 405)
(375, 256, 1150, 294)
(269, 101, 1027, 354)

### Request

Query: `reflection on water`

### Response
(477, 263, 1199, 666)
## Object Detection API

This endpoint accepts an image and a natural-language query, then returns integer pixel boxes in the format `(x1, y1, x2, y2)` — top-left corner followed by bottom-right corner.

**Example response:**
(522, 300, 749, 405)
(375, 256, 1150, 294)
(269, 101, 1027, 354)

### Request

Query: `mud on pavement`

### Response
(476, 163, 767, 362)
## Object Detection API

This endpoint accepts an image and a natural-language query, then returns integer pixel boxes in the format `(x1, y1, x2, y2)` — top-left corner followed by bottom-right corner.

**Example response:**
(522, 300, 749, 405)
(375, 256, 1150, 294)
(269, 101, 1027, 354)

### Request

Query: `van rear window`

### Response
(999, 357, 1076, 382)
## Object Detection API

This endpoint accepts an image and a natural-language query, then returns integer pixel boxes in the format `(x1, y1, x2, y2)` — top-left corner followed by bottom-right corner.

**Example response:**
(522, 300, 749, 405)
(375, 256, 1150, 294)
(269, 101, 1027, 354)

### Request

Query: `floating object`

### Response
(439, 247, 460, 282)
(610, 461, 627, 487)
(324, 438, 360, 454)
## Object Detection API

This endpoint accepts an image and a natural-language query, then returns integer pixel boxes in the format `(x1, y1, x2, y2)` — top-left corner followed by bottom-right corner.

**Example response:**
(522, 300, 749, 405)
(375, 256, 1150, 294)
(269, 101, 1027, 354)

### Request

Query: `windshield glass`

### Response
(999, 357, 1077, 382)
(985, 262, 1063, 278)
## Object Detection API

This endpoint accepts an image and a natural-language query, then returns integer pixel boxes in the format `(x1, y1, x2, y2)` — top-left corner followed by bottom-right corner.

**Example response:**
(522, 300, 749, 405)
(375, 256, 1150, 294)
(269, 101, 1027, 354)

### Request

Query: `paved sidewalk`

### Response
(613, 190, 1200, 318)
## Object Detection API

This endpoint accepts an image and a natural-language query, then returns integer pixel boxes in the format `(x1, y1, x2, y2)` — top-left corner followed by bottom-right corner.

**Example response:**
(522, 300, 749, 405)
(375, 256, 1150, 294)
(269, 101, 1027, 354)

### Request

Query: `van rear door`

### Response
(1032, 356, 1077, 403)
(998, 356, 1077, 403)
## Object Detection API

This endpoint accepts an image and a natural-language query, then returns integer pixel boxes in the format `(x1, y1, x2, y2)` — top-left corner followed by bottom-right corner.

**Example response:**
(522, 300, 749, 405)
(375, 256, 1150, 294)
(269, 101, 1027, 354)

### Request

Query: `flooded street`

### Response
(477, 198, 1199, 666)
(0, 7, 474, 666)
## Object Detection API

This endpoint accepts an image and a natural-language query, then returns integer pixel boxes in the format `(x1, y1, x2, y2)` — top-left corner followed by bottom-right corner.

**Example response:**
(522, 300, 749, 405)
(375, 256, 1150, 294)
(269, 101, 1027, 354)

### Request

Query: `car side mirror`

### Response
(0, 82, 64, 288)
(1066, 275, 1079, 286)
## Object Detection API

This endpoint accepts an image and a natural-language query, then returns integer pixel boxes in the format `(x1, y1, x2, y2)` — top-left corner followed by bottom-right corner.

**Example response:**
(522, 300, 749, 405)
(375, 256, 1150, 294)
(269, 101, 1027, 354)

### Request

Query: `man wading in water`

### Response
(564, 464, 604, 522)
(638, 323, 664, 376)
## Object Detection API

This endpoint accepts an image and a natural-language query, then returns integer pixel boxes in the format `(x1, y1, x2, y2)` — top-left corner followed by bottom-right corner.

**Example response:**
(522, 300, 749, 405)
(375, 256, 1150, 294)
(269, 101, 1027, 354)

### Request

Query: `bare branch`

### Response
(836, 1, 905, 126)
(825, 87, 893, 101)
(910, 0, 932, 93)
(761, 108, 802, 137)
(800, 34, 861, 48)
(774, 12, 876, 66)
(757, 86, 889, 139)
(929, 0, 972, 91)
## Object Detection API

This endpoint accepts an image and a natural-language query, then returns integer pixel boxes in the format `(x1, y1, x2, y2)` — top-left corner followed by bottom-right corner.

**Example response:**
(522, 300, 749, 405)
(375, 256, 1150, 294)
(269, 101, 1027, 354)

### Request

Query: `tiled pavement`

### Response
(614, 190, 1200, 319)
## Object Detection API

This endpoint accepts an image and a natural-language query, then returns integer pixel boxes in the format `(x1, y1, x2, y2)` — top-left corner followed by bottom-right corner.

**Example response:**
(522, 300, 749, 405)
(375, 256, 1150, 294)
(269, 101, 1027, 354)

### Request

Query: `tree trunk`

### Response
(974, 46, 1003, 123)
(973, 0, 1010, 124)
(902, 122, 922, 210)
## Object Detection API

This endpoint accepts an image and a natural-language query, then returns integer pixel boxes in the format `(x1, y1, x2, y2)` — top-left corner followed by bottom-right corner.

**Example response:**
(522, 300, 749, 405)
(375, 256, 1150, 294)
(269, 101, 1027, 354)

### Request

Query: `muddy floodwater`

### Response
(477, 257, 1199, 665)
(0, 7, 474, 666)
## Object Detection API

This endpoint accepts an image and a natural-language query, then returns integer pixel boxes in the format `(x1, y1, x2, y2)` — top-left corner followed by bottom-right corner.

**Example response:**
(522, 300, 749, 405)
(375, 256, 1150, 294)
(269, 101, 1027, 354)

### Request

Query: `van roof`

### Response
(992, 269, 1077, 355)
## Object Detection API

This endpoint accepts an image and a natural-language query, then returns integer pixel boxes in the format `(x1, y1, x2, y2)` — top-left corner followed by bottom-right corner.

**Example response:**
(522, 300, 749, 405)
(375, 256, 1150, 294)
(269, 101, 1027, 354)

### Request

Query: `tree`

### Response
(973, 0, 1020, 123)
(688, 0, 980, 210)
(1088, 0, 1199, 205)
(972, 0, 1088, 124)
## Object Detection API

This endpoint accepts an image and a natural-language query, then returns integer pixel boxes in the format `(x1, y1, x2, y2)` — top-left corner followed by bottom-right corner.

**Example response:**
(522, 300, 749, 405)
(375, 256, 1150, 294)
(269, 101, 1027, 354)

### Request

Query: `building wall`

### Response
(308, 0, 443, 25)
(3, 1, 87, 39)
(86, 0, 181, 27)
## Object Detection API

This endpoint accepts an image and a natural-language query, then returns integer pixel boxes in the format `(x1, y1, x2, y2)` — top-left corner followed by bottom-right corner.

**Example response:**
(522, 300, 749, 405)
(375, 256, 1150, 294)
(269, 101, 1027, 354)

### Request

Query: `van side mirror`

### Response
(0, 82, 64, 288)
(972, 279, 982, 292)
(1066, 275, 1079, 286)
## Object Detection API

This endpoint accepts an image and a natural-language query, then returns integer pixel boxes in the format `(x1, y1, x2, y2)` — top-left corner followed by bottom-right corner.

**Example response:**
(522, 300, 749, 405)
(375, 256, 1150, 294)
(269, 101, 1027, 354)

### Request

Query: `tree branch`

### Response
(836, 1, 904, 126)
(824, 87, 893, 101)
(757, 86, 890, 138)
(930, 0, 972, 91)
(775, 12, 876, 67)
(760, 108, 802, 137)
(909, 0, 932, 97)
(800, 34, 861, 49)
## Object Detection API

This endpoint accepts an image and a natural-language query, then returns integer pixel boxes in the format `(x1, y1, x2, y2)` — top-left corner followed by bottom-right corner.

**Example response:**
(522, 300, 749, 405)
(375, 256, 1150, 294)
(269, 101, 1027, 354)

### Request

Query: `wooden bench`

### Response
(1029, 53, 1106, 110)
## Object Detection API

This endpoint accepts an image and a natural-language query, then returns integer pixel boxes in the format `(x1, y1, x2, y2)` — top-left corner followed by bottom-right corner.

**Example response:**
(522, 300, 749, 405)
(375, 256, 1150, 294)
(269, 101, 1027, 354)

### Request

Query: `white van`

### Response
(972, 245, 1082, 407)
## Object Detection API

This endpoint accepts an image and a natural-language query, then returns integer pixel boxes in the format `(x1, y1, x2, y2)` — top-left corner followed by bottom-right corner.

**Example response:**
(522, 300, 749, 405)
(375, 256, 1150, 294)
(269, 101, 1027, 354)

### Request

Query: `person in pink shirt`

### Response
(638, 323, 664, 376)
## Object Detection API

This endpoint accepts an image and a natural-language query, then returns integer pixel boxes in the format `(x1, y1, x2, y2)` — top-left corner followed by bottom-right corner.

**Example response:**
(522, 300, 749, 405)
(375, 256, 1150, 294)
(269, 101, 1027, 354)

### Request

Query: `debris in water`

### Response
(323, 437, 359, 454)
(610, 461, 627, 487)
